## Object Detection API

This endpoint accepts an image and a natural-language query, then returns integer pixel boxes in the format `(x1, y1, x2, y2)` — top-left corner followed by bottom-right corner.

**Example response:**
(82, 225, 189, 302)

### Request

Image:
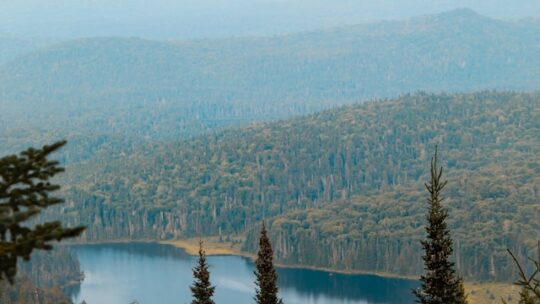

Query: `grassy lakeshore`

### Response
(466, 282, 520, 304)
(161, 237, 414, 279)
(162, 237, 519, 304)
(161, 236, 251, 258)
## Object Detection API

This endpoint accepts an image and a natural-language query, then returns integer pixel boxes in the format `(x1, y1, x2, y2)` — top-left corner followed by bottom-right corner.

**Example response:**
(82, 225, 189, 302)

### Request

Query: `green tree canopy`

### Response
(0, 141, 85, 283)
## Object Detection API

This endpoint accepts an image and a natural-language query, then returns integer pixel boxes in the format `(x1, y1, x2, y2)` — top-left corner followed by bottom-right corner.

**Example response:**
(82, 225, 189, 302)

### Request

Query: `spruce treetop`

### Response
(414, 147, 467, 304)
(190, 241, 215, 304)
(254, 222, 283, 304)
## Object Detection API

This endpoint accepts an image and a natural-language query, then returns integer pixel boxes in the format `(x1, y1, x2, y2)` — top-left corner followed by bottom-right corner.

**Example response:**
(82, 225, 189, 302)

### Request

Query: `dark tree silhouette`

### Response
(0, 141, 85, 283)
(190, 241, 215, 304)
(254, 222, 283, 304)
(413, 148, 467, 304)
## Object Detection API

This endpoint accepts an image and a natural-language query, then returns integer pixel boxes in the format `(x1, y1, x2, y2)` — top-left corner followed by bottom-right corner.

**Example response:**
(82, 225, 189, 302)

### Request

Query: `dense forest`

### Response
(1, 6, 540, 304)
(48, 91, 540, 281)
(2, 9, 540, 160)
(1, 9, 539, 288)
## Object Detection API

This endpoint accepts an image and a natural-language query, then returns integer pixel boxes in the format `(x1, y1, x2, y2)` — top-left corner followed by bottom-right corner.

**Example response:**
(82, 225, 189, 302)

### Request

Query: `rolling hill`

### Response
(56, 91, 540, 281)
(2, 9, 540, 159)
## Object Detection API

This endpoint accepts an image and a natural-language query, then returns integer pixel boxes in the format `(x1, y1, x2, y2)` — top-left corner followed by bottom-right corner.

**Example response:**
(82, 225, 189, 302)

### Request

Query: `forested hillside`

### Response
(2, 9, 540, 159)
(56, 91, 540, 281)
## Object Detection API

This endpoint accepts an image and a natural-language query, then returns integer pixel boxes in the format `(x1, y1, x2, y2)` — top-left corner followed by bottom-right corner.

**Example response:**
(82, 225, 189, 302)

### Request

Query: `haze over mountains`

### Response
(2, 9, 540, 157)
(1, 0, 540, 39)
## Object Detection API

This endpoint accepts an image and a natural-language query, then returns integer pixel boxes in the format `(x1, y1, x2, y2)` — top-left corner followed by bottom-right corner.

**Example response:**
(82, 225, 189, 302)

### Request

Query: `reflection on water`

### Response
(70, 243, 418, 304)
(278, 267, 417, 304)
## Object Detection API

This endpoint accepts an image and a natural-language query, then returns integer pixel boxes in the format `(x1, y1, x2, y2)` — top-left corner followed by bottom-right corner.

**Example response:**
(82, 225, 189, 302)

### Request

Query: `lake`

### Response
(69, 243, 418, 304)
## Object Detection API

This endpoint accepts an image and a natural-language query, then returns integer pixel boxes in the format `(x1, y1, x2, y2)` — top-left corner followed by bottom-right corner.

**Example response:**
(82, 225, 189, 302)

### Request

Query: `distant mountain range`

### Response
(2, 1, 540, 39)
(1, 9, 540, 157)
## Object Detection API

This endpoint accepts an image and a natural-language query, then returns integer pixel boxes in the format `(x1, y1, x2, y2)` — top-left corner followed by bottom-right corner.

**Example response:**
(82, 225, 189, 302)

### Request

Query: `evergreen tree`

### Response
(190, 241, 215, 304)
(254, 222, 283, 304)
(413, 148, 468, 304)
(0, 141, 85, 283)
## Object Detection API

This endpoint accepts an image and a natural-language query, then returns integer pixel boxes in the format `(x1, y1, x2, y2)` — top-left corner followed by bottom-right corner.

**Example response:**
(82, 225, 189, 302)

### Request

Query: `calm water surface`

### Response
(70, 243, 418, 304)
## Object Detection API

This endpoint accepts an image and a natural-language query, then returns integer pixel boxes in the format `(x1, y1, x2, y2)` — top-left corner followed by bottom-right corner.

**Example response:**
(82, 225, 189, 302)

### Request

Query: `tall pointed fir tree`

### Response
(0, 141, 85, 284)
(190, 241, 215, 304)
(254, 222, 283, 304)
(413, 148, 468, 304)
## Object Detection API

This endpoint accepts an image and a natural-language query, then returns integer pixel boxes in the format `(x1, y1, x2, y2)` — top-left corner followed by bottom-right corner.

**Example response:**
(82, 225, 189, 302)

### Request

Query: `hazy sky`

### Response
(1, 0, 539, 39)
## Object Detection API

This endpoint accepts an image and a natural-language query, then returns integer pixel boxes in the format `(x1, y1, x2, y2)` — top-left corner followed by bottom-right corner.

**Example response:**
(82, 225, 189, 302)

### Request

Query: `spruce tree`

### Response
(0, 141, 85, 283)
(413, 148, 468, 304)
(254, 222, 283, 304)
(190, 241, 215, 304)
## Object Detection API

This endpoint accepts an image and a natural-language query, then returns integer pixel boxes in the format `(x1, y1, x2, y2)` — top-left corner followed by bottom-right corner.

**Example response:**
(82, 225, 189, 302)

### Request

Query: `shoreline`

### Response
(160, 237, 417, 280)
(161, 238, 520, 303)
(68, 238, 519, 303)
(69, 238, 416, 280)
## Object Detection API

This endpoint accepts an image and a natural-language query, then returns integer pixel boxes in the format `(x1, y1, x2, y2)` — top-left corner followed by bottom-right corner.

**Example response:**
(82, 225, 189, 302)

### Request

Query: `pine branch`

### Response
(0, 141, 85, 284)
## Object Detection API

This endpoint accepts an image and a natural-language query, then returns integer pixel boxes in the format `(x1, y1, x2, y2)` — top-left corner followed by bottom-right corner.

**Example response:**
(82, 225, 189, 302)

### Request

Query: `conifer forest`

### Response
(0, 2, 539, 304)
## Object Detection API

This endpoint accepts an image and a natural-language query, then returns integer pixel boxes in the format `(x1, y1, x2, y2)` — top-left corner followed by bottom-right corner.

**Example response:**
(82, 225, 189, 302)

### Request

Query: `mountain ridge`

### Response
(2, 9, 540, 159)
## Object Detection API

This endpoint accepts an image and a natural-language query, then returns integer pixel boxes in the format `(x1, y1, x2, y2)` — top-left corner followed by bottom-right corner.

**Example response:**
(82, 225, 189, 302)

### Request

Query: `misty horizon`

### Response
(1, 0, 540, 40)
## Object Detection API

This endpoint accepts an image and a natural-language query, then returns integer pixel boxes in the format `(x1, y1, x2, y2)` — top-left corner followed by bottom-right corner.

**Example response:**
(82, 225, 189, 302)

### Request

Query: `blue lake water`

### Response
(70, 243, 418, 304)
